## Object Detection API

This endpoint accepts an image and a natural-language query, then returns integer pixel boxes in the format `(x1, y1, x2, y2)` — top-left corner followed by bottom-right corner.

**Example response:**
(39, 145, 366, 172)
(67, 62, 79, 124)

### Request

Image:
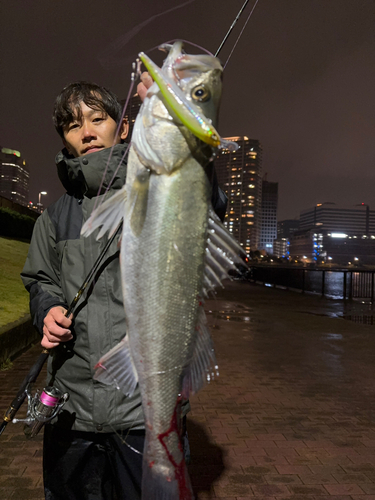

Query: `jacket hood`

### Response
(55, 143, 128, 197)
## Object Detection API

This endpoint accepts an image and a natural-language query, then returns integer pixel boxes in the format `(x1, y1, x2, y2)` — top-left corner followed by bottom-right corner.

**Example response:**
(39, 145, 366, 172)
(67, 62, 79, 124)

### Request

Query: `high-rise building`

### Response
(0, 147, 29, 206)
(288, 228, 375, 265)
(215, 137, 262, 253)
(300, 203, 375, 235)
(277, 219, 300, 239)
(259, 179, 278, 253)
(273, 219, 299, 258)
(288, 203, 375, 264)
(273, 238, 288, 258)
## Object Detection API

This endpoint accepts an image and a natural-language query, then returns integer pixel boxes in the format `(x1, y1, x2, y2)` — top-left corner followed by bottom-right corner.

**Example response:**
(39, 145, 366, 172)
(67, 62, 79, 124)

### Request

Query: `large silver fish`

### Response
(82, 41, 244, 500)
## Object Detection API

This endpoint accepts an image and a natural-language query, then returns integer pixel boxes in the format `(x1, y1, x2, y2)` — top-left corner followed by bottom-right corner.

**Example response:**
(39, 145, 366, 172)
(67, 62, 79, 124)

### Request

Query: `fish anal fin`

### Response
(181, 307, 218, 399)
(94, 335, 138, 397)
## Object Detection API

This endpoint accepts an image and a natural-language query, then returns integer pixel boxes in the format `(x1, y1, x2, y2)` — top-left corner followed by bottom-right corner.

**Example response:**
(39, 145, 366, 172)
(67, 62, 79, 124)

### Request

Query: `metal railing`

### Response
(247, 266, 375, 302)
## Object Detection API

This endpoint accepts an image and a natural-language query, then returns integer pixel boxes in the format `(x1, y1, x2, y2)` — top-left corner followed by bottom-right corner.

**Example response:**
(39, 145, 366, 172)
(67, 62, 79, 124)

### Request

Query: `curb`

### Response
(0, 314, 39, 364)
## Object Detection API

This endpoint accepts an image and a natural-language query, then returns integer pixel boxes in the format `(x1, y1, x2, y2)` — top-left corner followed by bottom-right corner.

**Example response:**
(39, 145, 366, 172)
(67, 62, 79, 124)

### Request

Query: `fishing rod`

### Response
(215, 0, 251, 57)
(0, 221, 123, 438)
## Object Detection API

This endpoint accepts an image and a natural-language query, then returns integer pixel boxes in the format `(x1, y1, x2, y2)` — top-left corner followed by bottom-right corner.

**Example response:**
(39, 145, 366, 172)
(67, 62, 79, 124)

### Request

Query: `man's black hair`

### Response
(53, 81, 123, 138)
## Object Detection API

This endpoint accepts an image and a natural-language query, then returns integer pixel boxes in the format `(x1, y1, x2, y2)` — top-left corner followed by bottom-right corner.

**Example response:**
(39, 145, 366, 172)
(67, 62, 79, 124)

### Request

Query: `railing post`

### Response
(349, 271, 353, 300)
(343, 271, 347, 300)
(321, 270, 325, 298)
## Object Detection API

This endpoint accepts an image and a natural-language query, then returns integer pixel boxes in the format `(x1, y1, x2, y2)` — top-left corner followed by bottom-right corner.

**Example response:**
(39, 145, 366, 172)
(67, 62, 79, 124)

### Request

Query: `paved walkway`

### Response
(1, 281, 375, 499)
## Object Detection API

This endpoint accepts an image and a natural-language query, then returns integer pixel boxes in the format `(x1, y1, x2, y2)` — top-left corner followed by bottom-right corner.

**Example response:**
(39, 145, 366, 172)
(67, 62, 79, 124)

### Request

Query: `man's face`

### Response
(63, 101, 128, 158)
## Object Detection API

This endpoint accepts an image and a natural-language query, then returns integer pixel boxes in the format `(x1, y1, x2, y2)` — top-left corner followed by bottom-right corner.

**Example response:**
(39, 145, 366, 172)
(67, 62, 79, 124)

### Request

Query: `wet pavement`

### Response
(1, 281, 375, 499)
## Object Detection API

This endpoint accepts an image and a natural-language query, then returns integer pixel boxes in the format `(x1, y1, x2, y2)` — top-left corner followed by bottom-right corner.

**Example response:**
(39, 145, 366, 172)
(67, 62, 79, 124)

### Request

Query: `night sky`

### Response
(1, 0, 374, 220)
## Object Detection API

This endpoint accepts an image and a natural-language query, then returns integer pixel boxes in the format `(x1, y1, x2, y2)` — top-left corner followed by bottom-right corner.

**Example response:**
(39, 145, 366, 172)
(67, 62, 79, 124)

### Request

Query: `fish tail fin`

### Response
(181, 306, 218, 399)
(81, 186, 127, 240)
(142, 436, 194, 500)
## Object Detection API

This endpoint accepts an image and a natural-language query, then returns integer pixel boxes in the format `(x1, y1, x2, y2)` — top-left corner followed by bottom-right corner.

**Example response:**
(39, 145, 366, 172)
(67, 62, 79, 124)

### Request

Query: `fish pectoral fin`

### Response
(81, 187, 127, 240)
(181, 307, 218, 398)
(94, 335, 138, 397)
(203, 206, 248, 293)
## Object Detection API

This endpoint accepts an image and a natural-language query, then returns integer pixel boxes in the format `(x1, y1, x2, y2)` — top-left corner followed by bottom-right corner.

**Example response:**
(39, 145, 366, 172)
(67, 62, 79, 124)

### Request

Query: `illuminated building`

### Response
(289, 229, 375, 265)
(273, 238, 288, 258)
(289, 203, 375, 264)
(259, 179, 278, 253)
(273, 219, 299, 259)
(0, 147, 29, 206)
(300, 203, 375, 235)
(215, 137, 262, 253)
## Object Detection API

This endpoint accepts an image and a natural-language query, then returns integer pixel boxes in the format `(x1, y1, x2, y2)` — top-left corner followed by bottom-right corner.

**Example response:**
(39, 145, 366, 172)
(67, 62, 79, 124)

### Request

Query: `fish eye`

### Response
(192, 85, 211, 103)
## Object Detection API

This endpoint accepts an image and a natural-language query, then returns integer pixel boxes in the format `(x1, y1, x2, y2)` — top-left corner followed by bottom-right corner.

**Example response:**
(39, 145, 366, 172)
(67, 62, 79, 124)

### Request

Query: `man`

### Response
(21, 78, 227, 499)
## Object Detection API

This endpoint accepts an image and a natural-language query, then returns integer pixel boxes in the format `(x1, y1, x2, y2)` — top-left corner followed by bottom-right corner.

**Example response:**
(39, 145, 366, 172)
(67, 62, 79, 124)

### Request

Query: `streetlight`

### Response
(38, 191, 47, 205)
(38, 191, 47, 212)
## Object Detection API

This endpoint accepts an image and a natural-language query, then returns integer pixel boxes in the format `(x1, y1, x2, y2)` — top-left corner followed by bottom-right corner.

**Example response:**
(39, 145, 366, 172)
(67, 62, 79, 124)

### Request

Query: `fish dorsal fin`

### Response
(81, 186, 127, 240)
(181, 306, 218, 398)
(93, 335, 138, 397)
(181, 211, 247, 396)
(203, 206, 247, 295)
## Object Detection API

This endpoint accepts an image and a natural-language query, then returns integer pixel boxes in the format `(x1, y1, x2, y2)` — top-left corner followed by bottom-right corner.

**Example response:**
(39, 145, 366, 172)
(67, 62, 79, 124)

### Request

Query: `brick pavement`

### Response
(0, 345, 46, 499)
(1, 281, 375, 499)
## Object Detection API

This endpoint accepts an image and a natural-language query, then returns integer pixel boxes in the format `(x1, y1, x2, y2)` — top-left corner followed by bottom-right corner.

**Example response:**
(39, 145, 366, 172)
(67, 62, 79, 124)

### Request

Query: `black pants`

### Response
(43, 425, 145, 500)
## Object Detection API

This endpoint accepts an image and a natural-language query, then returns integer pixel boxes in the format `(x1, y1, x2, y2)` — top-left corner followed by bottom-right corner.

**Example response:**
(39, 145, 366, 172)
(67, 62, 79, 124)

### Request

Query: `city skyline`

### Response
(1, 0, 374, 219)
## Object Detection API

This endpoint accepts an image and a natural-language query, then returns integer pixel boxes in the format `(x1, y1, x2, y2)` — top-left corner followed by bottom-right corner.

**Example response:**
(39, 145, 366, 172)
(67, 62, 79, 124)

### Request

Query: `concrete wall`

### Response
(0, 195, 39, 221)
(0, 314, 39, 365)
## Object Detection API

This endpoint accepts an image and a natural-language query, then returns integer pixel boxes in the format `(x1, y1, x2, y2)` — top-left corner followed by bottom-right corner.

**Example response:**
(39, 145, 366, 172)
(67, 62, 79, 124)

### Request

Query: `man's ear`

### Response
(120, 118, 129, 140)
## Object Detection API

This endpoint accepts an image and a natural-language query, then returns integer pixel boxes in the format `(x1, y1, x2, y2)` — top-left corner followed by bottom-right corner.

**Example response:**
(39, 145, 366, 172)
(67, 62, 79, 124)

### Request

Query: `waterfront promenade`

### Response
(1, 281, 375, 499)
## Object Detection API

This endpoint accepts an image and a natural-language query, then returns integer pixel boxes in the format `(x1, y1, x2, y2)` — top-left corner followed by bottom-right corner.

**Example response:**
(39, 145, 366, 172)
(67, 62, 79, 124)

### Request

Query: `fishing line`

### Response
(94, 0, 261, 207)
(92, 1, 203, 213)
(98, 0, 196, 70)
(161, 39, 213, 56)
(104, 142, 131, 199)
(93, 34, 212, 210)
(110, 407, 144, 455)
(92, 65, 138, 214)
(223, 0, 260, 70)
